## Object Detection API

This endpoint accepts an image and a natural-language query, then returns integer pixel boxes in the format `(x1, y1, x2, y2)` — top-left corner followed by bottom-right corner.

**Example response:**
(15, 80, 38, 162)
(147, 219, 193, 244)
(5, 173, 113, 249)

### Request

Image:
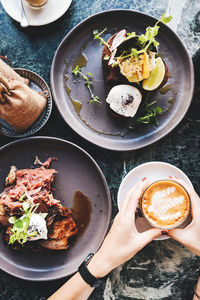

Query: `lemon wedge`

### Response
(142, 57, 166, 91)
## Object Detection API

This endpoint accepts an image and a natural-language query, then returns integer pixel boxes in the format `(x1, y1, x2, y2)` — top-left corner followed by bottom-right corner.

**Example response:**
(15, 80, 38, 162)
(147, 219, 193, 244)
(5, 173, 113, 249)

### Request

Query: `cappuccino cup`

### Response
(141, 180, 190, 229)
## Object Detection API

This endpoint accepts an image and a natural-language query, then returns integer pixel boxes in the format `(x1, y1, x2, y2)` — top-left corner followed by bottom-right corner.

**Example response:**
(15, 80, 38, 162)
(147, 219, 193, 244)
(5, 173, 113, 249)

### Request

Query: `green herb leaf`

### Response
(72, 65, 101, 104)
(131, 48, 139, 58)
(126, 32, 136, 39)
(137, 101, 163, 125)
(72, 65, 81, 76)
(19, 193, 26, 202)
(8, 202, 39, 245)
(93, 28, 110, 49)
(104, 55, 110, 60)
(160, 13, 173, 24)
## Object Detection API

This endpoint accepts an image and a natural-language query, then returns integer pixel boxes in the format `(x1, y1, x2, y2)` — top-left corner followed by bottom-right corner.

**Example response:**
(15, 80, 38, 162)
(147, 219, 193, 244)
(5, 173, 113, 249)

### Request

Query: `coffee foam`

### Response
(142, 180, 190, 229)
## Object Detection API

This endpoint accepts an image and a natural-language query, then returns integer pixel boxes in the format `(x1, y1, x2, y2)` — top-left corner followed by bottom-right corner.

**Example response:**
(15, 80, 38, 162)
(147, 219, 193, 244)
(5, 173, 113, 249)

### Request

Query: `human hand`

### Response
(168, 177, 200, 256)
(88, 179, 162, 277)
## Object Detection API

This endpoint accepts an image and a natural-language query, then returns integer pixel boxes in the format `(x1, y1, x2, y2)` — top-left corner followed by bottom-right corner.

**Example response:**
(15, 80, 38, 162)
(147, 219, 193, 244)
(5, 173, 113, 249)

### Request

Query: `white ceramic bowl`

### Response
(117, 161, 193, 240)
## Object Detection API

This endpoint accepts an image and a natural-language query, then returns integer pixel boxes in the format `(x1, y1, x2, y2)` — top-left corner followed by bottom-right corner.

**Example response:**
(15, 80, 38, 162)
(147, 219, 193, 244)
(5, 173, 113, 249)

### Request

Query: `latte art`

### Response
(141, 180, 190, 229)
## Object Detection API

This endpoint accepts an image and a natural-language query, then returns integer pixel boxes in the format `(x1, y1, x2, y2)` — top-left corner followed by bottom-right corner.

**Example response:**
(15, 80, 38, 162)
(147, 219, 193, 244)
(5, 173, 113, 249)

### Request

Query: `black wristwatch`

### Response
(78, 253, 108, 288)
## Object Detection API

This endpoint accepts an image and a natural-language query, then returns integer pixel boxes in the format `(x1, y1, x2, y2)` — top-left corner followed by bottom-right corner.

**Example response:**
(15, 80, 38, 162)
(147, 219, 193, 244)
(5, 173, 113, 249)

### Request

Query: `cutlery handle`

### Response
(20, 0, 29, 27)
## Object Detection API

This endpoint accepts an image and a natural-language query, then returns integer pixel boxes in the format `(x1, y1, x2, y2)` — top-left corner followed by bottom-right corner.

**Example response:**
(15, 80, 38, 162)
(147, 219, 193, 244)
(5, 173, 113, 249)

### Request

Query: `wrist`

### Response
(87, 251, 113, 278)
(196, 278, 200, 293)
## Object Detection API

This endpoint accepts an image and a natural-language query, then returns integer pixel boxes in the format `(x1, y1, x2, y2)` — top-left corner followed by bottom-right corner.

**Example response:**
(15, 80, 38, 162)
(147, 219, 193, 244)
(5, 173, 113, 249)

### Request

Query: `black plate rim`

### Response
(0, 136, 112, 281)
(51, 9, 194, 151)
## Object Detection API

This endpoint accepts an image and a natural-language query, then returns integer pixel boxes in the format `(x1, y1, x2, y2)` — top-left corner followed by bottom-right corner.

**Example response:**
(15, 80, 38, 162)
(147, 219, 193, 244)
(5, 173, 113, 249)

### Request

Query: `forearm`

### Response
(48, 252, 112, 300)
(193, 277, 200, 300)
(48, 272, 95, 300)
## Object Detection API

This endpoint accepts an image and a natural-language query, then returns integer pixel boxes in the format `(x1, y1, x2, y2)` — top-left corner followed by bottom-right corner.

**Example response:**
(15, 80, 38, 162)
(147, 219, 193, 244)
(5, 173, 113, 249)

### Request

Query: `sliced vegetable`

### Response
(110, 29, 126, 51)
(142, 57, 166, 91)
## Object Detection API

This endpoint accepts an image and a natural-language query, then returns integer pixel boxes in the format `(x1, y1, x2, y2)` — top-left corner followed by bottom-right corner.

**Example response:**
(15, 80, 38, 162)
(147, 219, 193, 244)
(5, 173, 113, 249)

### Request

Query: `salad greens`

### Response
(72, 65, 101, 104)
(93, 13, 172, 60)
(9, 201, 41, 245)
(93, 27, 110, 49)
(137, 101, 163, 125)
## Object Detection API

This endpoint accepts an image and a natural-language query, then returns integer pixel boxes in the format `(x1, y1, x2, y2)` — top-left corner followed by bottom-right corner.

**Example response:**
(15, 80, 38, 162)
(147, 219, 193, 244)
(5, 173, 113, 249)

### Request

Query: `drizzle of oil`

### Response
(65, 75, 82, 114)
(64, 43, 128, 137)
(159, 84, 172, 95)
(72, 52, 87, 69)
(71, 191, 92, 237)
(159, 84, 177, 104)
(79, 115, 126, 136)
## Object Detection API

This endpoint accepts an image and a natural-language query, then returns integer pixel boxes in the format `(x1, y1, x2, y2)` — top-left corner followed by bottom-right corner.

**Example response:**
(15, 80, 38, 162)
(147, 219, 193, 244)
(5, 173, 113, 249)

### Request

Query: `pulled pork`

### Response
(0, 158, 78, 250)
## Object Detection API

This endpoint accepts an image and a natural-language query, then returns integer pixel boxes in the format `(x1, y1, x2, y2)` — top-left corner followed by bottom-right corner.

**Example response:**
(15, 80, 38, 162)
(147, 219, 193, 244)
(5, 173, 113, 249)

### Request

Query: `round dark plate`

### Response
(0, 68, 52, 138)
(0, 137, 111, 281)
(51, 10, 194, 151)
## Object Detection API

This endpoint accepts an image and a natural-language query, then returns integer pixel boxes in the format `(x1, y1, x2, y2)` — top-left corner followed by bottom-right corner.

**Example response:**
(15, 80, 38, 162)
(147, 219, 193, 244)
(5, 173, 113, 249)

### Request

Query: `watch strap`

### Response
(78, 253, 107, 288)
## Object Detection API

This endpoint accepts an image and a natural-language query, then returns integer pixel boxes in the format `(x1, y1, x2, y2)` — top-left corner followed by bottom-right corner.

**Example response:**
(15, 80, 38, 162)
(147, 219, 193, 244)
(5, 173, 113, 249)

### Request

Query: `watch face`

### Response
(84, 253, 94, 265)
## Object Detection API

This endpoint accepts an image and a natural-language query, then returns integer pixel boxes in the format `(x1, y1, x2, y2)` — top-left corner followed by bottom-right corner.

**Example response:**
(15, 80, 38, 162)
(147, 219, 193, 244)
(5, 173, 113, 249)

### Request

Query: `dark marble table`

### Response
(0, 0, 200, 299)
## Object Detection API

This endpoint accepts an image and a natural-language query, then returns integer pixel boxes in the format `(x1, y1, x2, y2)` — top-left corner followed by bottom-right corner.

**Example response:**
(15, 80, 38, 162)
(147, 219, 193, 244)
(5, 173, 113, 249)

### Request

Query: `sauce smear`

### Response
(71, 191, 92, 237)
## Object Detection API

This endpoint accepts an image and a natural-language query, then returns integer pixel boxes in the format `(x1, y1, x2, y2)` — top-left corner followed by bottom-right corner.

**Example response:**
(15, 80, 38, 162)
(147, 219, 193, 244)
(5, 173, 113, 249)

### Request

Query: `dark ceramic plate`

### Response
(51, 10, 194, 151)
(0, 68, 52, 138)
(0, 137, 111, 281)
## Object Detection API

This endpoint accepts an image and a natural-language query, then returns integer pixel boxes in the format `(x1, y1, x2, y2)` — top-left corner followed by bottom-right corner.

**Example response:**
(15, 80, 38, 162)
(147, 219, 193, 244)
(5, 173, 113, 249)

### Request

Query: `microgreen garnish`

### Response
(72, 65, 101, 104)
(93, 28, 110, 49)
(126, 32, 136, 39)
(8, 202, 39, 245)
(19, 193, 26, 202)
(94, 13, 172, 63)
(137, 101, 162, 125)
(104, 55, 110, 60)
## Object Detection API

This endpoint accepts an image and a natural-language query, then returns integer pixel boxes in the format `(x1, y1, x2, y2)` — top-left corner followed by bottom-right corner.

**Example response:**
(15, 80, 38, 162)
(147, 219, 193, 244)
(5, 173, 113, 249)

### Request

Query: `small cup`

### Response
(141, 180, 190, 230)
(25, 0, 48, 8)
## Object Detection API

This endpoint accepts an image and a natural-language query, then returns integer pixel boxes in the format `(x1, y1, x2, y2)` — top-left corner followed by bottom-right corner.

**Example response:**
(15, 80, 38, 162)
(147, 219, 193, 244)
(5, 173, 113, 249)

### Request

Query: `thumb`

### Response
(141, 228, 162, 244)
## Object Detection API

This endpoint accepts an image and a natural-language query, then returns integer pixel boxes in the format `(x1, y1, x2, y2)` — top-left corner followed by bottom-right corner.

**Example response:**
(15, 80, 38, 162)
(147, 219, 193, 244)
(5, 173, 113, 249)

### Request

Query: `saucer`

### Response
(1, 0, 72, 26)
(117, 161, 193, 240)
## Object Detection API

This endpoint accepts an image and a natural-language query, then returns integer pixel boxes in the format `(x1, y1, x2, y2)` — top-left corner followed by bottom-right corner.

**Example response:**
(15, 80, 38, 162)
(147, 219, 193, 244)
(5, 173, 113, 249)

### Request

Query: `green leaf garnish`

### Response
(9, 202, 39, 245)
(72, 65, 101, 104)
(126, 32, 136, 39)
(104, 13, 172, 63)
(160, 13, 173, 24)
(104, 55, 110, 60)
(137, 101, 163, 125)
(93, 28, 110, 49)
(131, 48, 139, 58)
(19, 193, 26, 202)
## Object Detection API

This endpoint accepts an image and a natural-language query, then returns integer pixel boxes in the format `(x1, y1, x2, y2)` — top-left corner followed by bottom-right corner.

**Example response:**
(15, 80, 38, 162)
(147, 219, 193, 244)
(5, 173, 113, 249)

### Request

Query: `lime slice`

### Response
(142, 57, 166, 91)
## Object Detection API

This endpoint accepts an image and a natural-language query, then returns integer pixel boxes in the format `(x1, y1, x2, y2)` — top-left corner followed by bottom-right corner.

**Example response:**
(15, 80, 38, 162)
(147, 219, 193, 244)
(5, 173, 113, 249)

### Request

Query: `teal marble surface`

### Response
(0, 0, 200, 299)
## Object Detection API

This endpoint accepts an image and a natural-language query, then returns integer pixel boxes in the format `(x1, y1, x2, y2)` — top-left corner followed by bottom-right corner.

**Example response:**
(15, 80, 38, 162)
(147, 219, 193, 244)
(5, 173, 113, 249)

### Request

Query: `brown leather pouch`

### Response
(0, 72, 46, 132)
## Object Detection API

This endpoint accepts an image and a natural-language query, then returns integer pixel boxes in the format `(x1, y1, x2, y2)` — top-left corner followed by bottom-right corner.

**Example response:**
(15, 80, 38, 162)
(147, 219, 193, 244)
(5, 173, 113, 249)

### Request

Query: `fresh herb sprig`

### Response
(93, 13, 172, 63)
(72, 65, 101, 104)
(93, 28, 110, 49)
(8, 202, 39, 245)
(137, 101, 162, 125)
(120, 13, 172, 60)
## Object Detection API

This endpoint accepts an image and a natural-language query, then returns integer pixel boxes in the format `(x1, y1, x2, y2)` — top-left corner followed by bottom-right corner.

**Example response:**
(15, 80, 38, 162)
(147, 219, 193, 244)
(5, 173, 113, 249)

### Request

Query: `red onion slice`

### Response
(108, 48, 117, 65)
(110, 29, 126, 51)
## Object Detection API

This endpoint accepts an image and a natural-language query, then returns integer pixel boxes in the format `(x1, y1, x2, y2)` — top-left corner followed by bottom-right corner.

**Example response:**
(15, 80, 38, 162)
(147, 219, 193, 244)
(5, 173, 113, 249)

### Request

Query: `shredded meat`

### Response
(0, 158, 78, 251)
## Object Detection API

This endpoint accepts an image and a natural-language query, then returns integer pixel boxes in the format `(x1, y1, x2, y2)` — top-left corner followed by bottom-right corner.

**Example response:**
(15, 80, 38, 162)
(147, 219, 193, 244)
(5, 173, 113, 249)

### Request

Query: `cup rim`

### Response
(140, 179, 191, 230)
